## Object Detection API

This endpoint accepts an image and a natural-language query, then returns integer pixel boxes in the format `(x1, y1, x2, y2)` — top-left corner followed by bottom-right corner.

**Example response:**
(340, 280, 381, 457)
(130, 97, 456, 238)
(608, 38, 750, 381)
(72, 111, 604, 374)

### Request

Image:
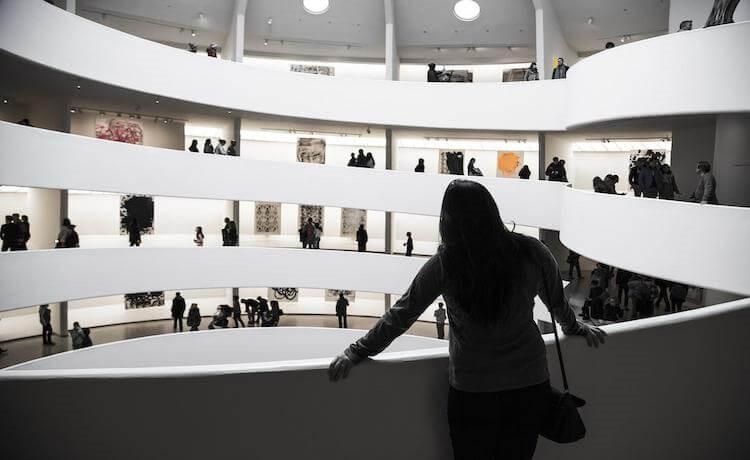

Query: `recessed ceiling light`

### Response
(154, 97, 160, 104)
(587, 17, 594, 25)
(302, 0, 330, 15)
(2, 99, 8, 104)
(76, 84, 81, 89)
(267, 17, 273, 25)
(264, 38, 268, 46)
(191, 30, 196, 37)
(453, 0, 480, 22)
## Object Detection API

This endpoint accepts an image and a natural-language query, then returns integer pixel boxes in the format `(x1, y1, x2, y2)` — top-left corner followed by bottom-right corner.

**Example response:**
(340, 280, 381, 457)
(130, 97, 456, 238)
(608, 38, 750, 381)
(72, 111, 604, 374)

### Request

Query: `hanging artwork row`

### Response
(296, 138, 326, 164)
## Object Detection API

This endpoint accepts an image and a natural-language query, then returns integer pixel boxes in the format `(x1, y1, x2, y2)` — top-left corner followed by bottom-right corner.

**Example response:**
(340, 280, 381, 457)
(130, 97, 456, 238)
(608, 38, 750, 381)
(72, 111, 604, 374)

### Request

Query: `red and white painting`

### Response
(95, 116, 144, 144)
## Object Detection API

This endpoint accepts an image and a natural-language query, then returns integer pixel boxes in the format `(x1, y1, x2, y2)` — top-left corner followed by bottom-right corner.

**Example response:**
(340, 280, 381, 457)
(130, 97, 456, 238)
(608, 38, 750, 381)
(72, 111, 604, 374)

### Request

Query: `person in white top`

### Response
(214, 139, 227, 155)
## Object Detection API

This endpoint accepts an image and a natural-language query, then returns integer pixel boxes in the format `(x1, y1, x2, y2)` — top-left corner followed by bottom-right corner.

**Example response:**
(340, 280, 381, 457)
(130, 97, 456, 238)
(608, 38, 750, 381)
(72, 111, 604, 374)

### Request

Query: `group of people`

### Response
(544, 157, 568, 182)
(629, 155, 718, 204)
(188, 139, 238, 156)
(170, 293, 283, 332)
(187, 42, 218, 58)
(571, 259, 690, 323)
(524, 59, 570, 81)
(28, 304, 93, 350)
(347, 149, 376, 168)
(1, 213, 30, 251)
(298, 218, 324, 249)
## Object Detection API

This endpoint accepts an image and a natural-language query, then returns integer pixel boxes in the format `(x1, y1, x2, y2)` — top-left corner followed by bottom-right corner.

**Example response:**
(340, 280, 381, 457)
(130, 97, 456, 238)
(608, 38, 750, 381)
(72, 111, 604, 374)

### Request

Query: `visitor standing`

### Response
(39, 304, 54, 346)
(1, 215, 16, 251)
(232, 296, 245, 328)
(404, 232, 414, 257)
(227, 140, 238, 156)
(365, 152, 376, 168)
(524, 62, 539, 81)
(187, 304, 201, 331)
(414, 158, 425, 172)
(545, 157, 563, 181)
(551, 57, 569, 79)
(222, 217, 238, 246)
(657, 164, 680, 200)
(347, 153, 357, 167)
(427, 63, 443, 82)
(314, 223, 322, 249)
(203, 139, 214, 153)
(567, 250, 582, 279)
(193, 226, 205, 247)
(335, 293, 349, 329)
(638, 159, 660, 198)
(356, 224, 368, 252)
(303, 218, 315, 249)
(128, 218, 142, 247)
(467, 158, 483, 176)
(328, 179, 605, 460)
(171, 292, 186, 332)
(55, 218, 79, 248)
(188, 140, 199, 152)
(690, 161, 719, 204)
(18, 215, 30, 250)
(215, 139, 227, 155)
(356, 149, 366, 167)
(669, 283, 688, 313)
(518, 165, 531, 179)
(615, 268, 632, 309)
(434, 302, 447, 339)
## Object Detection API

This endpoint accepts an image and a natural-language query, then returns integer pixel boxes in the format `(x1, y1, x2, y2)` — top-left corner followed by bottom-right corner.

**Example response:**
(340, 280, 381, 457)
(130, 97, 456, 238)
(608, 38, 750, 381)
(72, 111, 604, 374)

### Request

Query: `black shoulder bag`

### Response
(540, 314, 587, 443)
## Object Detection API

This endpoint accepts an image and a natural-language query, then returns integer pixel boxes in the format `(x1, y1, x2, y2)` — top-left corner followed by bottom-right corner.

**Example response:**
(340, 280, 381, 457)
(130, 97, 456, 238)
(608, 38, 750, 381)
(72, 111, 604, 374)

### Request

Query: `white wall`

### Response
(70, 111, 185, 150)
(669, 0, 750, 32)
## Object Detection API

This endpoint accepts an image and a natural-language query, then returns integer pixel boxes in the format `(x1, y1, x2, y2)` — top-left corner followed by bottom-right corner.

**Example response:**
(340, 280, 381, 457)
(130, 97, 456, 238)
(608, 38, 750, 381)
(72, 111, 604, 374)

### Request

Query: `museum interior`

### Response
(0, 0, 749, 459)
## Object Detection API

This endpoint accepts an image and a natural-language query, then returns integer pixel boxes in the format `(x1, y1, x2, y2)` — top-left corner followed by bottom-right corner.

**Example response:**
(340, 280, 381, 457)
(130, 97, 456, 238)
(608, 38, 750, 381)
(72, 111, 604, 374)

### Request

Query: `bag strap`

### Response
(548, 311, 570, 392)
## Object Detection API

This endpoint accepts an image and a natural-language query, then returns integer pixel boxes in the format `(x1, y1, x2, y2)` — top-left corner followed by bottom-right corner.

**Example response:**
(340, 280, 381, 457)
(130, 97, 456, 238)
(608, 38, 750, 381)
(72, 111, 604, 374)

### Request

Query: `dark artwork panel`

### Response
(124, 292, 165, 310)
(120, 195, 155, 235)
(268, 288, 299, 302)
(439, 150, 465, 175)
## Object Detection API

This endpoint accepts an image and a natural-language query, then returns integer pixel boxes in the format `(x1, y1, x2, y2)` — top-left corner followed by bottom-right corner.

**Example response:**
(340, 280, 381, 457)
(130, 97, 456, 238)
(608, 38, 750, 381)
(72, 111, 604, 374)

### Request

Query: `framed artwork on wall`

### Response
(124, 292, 164, 309)
(299, 205, 324, 231)
(296, 138, 326, 164)
(325, 289, 356, 302)
(95, 116, 144, 145)
(439, 149, 465, 175)
(496, 152, 524, 178)
(341, 208, 367, 237)
(290, 64, 335, 76)
(255, 202, 281, 235)
(268, 287, 299, 302)
(120, 195, 154, 235)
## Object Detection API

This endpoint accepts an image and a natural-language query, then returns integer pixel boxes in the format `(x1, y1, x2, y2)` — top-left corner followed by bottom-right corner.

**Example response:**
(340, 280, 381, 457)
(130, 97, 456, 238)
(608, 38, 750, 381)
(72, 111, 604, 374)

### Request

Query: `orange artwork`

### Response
(496, 152, 523, 177)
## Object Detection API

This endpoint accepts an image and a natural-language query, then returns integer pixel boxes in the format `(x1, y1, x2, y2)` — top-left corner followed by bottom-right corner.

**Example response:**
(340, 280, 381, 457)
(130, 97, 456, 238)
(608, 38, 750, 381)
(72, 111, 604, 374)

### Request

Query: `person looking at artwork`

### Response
(171, 292, 187, 332)
(1, 215, 18, 251)
(518, 165, 531, 180)
(427, 63, 443, 82)
(231, 296, 246, 328)
(193, 226, 205, 247)
(524, 62, 539, 81)
(222, 217, 238, 246)
(467, 158, 483, 176)
(638, 159, 661, 198)
(301, 218, 315, 249)
(314, 223, 322, 249)
(257, 296, 270, 323)
(356, 149, 366, 167)
(558, 160, 568, 182)
(365, 152, 376, 168)
(657, 164, 680, 200)
(567, 250, 582, 280)
(188, 140, 199, 152)
(551, 57, 569, 79)
(55, 218, 79, 248)
(203, 139, 214, 154)
(207, 43, 218, 58)
(593, 176, 608, 193)
(328, 179, 606, 459)
(18, 214, 30, 250)
(615, 268, 632, 309)
(347, 153, 357, 167)
(404, 232, 414, 257)
(629, 158, 646, 197)
(335, 293, 349, 328)
(70, 322, 93, 349)
(187, 303, 202, 331)
(128, 218, 142, 247)
(434, 302, 447, 339)
(689, 161, 718, 204)
(227, 140, 238, 156)
(415, 158, 425, 173)
(669, 283, 688, 313)
(39, 304, 54, 346)
(214, 139, 227, 155)
(188, 43, 198, 53)
(243, 297, 260, 325)
(356, 224, 368, 252)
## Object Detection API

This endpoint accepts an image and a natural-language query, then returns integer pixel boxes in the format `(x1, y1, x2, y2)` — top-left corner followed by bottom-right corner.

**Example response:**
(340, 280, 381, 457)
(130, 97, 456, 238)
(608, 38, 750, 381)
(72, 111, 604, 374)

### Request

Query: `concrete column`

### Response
(224, 0, 248, 63)
(532, 0, 578, 80)
(384, 128, 395, 311)
(384, 0, 399, 80)
(537, 132, 546, 180)
(713, 114, 750, 208)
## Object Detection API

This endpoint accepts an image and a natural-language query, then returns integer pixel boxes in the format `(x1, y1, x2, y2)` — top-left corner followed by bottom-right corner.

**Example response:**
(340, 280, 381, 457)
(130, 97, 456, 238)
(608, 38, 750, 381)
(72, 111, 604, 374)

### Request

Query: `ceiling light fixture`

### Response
(154, 97, 160, 104)
(587, 16, 594, 25)
(302, 0, 330, 15)
(264, 38, 269, 46)
(267, 17, 273, 25)
(2, 99, 8, 104)
(191, 30, 196, 37)
(69, 107, 77, 113)
(453, 0, 480, 22)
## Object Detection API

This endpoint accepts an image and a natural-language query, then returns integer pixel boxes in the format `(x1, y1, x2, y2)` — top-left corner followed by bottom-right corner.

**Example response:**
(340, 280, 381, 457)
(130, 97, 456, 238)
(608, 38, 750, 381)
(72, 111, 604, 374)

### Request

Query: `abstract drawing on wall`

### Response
(124, 292, 164, 309)
(255, 202, 281, 235)
(268, 287, 299, 302)
(325, 289, 356, 302)
(290, 64, 335, 76)
(120, 195, 154, 235)
(95, 116, 144, 144)
(296, 138, 326, 164)
(299, 205, 324, 231)
(439, 149, 465, 175)
(341, 208, 367, 236)
(496, 152, 524, 178)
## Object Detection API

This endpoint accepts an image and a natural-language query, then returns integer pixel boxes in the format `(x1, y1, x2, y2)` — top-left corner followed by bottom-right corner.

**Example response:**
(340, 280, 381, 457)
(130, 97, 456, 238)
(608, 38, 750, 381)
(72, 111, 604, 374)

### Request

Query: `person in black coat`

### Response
(242, 297, 260, 325)
(638, 159, 661, 198)
(188, 140, 199, 152)
(347, 153, 357, 167)
(356, 149, 366, 167)
(256, 296, 269, 323)
(128, 218, 141, 247)
(39, 304, 54, 345)
(518, 165, 531, 180)
(231, 296, 245, 328)
(187, 303, 202, 331)
(414, 158, 425, 172)
(171, 292, 186, 332)
(551, 58, 569, 79)
(1, 215, 17, 252)
(615, 268, 632, 308)
(427, 63, 443, 82)
(356, 224, 368, 252)
(566, 250, 581, 279)
(335, 293, 349, 328)
(203, 139, 214, 153)
(403, 232, 414, 256)
(222, 217, 238, 246)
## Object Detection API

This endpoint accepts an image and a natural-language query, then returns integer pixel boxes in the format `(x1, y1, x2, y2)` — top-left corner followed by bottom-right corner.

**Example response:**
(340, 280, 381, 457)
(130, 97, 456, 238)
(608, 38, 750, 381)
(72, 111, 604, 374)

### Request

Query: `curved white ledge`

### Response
(1, 300, 749, 460)
(0, 121, 566, 230)
(0, 247, 426, 311)
(560, 188, 750, 296)
(2, 0, 749, 131)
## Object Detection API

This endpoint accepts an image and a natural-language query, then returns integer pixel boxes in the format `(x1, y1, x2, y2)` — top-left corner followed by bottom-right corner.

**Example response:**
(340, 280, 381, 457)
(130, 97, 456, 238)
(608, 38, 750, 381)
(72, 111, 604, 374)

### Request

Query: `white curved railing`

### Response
(1, 300, 749, 459)
(2, 0, 749, 131)
(0, 121, 566, 229)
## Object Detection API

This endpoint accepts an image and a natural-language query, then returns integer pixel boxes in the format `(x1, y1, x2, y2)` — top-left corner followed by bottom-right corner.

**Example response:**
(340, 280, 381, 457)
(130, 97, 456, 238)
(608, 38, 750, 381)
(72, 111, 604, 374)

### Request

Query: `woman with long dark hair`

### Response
(329, 179, 605, 459)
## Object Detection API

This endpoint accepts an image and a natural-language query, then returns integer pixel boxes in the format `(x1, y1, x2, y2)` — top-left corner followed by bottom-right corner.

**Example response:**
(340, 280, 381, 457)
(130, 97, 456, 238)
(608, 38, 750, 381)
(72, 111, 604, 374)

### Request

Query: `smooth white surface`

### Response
(1, 300, 749, 460)
(0, 122, 566, 230)
(4, 1, 747, 130)
(560, 188, 750, 296)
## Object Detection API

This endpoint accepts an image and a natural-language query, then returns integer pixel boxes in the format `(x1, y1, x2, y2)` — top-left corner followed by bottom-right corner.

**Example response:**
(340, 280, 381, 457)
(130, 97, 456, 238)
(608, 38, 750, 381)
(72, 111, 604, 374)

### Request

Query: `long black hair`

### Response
(438, 179, 521, 323)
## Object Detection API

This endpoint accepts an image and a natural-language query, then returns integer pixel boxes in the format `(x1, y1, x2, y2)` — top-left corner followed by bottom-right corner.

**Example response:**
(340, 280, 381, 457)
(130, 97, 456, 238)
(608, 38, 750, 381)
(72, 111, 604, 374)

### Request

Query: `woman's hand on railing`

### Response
(579, 323, 607, 348)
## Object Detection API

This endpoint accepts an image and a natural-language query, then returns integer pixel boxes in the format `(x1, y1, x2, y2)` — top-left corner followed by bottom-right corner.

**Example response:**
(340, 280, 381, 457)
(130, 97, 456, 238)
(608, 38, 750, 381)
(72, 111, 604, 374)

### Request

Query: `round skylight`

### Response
(453, 0, 480, 22)
(303, 0, 330, 15)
